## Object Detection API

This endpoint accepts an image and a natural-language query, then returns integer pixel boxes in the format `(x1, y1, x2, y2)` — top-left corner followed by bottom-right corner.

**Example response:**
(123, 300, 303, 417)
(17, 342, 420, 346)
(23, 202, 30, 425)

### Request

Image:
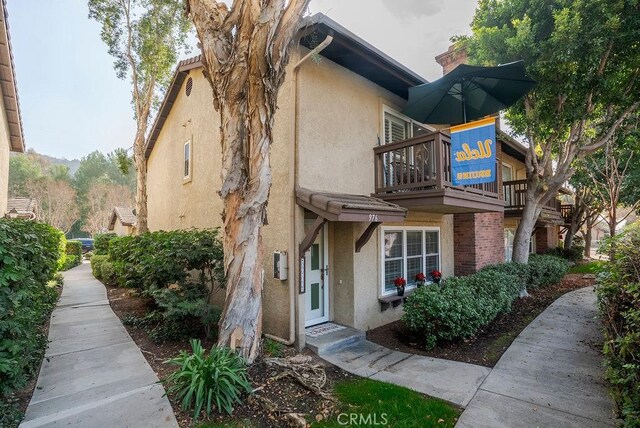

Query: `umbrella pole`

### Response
(461, 78, 467, 123)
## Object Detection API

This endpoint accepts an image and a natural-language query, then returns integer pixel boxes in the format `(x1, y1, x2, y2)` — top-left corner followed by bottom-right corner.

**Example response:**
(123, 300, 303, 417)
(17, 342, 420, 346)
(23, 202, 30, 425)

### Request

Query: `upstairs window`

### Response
(383, 108, 429, 145)
(184, 140, 192, 181)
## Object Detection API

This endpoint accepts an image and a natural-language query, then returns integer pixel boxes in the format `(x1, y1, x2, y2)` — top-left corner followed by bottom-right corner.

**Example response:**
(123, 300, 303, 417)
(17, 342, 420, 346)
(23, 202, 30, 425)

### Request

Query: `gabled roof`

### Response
(144, 13, 428, 159)
(6, 197, 36, 218)
(498, 129, 527, 162)
(108, 206, 137, 230)
(0, 0, 24, 152)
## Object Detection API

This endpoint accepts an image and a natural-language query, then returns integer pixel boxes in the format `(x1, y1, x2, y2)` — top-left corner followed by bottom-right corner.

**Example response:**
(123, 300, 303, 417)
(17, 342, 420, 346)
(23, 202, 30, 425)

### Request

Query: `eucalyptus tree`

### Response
(466, 0, 640, 272)
(186, 0, 310, 362)
(89, 0, 191, 233)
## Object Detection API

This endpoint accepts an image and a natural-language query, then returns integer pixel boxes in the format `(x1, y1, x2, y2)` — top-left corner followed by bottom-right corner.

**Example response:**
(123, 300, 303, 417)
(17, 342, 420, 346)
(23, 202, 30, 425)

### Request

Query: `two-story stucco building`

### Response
(0, 0, 25, 215)
(144, 14, 568, 348)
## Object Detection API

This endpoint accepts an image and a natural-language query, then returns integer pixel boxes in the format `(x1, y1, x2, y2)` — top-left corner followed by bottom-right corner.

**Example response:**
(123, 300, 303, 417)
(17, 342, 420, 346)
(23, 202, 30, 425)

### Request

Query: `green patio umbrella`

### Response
(403, 61, 536, 125)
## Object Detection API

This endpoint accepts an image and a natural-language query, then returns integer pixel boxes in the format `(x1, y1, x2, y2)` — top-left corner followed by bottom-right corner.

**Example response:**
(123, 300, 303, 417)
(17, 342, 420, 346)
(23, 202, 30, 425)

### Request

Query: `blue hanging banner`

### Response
(450, 117, 496, 186)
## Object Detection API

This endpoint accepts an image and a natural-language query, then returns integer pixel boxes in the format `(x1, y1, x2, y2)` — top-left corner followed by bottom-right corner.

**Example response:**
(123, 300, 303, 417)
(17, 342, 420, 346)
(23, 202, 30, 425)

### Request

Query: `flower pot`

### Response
(397, 287, 405, 296)
(433, 278, 441, 285)
(416, 281, 425, 288)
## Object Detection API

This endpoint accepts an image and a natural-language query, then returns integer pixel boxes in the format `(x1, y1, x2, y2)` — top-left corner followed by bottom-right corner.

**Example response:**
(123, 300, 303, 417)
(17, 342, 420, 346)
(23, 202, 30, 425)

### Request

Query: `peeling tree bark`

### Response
(186, 0, 310, 363)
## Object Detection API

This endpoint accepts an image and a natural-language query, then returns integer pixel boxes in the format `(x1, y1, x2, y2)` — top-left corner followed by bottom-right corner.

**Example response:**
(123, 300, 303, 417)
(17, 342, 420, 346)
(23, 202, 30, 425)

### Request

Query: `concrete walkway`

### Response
(314, 329, 491, 407)
(20, 263, 177, 428)
(457, 286, 616, 427)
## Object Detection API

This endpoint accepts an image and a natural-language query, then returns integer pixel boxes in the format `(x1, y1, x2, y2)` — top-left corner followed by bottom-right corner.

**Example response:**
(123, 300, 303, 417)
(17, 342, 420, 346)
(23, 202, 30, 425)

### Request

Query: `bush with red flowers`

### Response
(430, 270, 442, 284)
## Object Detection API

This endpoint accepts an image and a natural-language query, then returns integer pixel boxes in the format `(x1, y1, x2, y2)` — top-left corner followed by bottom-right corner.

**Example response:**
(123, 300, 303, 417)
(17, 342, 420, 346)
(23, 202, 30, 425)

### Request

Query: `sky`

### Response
(7, 0, 479, 160)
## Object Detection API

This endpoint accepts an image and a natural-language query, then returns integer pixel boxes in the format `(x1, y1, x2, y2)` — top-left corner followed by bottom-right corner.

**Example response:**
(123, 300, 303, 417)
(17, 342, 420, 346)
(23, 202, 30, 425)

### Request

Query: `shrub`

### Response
(65, 240, 82, 259)
(165, 340, 252, 419)
(90, 254, 109, 281)
(0, 219, 63, 401)
(262, 338, 284, 358)
(93, 232, 117, 255)
(527, 254, 569, 289)
(546, 246, 584, 262)
(597, 224, 640, 425)
(403, 269, 520, 349)
(61, 255, 80, 271)
(404, 256, 569, 349)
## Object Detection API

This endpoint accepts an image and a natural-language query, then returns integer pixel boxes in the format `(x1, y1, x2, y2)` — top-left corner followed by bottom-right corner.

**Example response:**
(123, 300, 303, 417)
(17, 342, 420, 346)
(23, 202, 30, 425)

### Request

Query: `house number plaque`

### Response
(299, 256, 306, 294)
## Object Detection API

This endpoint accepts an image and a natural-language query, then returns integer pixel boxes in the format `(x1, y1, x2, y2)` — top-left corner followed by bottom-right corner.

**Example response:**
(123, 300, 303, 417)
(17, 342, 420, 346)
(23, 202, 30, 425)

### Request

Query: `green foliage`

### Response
(90, 254, 110, 281)
(8, 153, 43, 197)
(65, 240, 83, 259)
(570, 261, 606, 274)
(93, 230, 224, 342)
(93, 233, 117, 255)
(314, 378, 460, 427)
(597, 224, 640, 425)
(61, 255, 80, 271)
(467, 0, 640, 144)
(108, 229, 225, 290)
(546, 245, 585, 262)
(403, 270, 521, 349)
(527, 254, 570, 289)
(0, 219, 63, 401)
(403, 257, 569, 349)
(165, 340, 252, 419)
(262, 338, 284, 358)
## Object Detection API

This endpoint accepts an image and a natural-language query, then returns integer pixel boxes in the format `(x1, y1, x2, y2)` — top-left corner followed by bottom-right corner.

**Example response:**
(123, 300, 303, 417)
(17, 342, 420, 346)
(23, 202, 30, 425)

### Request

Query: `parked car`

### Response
(70, 238, 94, 254)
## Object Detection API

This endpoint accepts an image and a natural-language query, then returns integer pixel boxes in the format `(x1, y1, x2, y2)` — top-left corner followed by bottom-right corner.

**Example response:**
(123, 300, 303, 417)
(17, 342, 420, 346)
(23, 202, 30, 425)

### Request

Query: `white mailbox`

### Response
(273, 251, 288, 280)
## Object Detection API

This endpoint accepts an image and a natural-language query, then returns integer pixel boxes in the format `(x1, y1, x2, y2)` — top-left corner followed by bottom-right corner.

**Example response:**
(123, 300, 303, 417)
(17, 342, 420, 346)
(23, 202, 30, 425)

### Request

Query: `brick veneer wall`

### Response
(535, 225, 559, 253)
(454, 212, 505, 276)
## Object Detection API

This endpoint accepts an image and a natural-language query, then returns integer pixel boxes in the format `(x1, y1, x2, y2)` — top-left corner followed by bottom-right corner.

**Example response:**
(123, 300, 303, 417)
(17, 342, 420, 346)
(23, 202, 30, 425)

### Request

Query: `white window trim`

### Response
(381, 104, 435, 144)
(183, 139, 192, 182)
(380, 226, 442, 297)
(501, 162, 514, 181)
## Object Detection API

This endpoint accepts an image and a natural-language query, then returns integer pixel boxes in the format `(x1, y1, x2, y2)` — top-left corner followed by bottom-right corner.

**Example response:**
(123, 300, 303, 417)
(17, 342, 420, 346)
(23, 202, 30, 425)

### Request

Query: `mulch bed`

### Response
(367, 273, 595, 368)
(106, 284, 353, 427)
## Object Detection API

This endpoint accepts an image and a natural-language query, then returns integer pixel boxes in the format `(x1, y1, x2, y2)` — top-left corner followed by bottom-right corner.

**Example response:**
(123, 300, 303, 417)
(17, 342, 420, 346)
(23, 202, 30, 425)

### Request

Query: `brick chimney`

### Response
(435, 43, 468, 75)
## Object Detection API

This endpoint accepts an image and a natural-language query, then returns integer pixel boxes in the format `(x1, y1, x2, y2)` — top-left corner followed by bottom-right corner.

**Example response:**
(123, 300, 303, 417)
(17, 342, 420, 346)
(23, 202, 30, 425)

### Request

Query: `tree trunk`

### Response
(584, 226, 593, 258)
(608, 211, 617, 259)
(133, 131, 149, 234)
(187, 0, 310, 363)
(512, 185, 543, 297)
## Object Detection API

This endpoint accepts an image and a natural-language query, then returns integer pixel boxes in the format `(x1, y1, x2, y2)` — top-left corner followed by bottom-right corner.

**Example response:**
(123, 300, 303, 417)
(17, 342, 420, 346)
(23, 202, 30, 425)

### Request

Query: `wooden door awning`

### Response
(296, 187, 407, 253)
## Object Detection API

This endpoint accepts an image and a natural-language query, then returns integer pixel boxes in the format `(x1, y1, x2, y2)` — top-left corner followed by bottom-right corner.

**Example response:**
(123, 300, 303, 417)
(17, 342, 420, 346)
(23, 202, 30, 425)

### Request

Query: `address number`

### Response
(368, 214, 379, 222)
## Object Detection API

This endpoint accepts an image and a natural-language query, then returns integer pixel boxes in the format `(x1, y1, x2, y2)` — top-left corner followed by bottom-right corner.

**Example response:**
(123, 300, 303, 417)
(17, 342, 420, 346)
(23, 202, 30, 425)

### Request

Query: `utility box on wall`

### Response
(273, 251, 288, 280)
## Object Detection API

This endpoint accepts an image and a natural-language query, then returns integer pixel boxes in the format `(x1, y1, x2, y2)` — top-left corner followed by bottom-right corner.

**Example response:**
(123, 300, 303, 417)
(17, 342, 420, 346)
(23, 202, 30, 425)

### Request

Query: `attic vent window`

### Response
(185, 77, 193, 96)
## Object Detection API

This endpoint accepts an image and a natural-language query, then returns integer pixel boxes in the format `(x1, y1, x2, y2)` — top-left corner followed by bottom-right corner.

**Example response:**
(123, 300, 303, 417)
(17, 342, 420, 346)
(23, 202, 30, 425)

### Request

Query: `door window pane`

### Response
(311, 243, 320, 270)
(310, 283, 320, 310)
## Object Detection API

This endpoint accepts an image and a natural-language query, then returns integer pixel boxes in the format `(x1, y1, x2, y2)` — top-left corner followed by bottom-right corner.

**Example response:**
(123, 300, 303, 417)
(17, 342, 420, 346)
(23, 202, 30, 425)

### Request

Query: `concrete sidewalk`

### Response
(457, 286, 616, 427)
(20, 263, 177, 428)
(318, 337, 491, 407)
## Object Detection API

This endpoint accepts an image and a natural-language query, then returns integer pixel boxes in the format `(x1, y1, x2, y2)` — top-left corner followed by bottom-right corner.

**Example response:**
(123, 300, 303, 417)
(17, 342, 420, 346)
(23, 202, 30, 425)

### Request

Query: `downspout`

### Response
(264, 34, 333, 346)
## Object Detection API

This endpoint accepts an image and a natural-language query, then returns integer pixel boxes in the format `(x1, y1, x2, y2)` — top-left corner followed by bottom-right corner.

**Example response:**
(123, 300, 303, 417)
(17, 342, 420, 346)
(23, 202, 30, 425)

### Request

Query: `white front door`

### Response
(304, 224, 329, 327)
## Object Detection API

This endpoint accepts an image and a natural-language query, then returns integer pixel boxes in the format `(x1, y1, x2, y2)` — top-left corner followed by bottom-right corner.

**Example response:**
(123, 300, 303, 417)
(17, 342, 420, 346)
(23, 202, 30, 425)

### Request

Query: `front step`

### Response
(305, 323, 365, 356)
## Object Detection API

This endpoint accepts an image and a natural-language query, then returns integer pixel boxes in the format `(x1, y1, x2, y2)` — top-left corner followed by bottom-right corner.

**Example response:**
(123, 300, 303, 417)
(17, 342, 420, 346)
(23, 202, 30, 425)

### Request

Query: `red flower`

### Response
(394, 277, 407, 288)
(415, 272, 426, 282)
(430, 270, 442, 279)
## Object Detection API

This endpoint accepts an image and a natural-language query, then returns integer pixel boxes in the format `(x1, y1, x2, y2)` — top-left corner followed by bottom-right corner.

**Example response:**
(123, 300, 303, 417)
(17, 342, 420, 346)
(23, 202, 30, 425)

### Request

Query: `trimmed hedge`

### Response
(60, 240, 82, 271)
(93, 233, 117, 256)
(597, 225, 640, 425)
(546, 246, 585, 262)
(403, 255, 569, 349)
(0, 219, 63, 417)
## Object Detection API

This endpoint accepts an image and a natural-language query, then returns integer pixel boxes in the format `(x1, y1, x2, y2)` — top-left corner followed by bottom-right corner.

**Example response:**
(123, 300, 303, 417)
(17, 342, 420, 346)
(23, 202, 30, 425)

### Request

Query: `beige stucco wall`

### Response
(146, 65, 295, 340)
(501, 152, 527, 180)
(111, 220, 134, 237)
(0, 99, 11, 215)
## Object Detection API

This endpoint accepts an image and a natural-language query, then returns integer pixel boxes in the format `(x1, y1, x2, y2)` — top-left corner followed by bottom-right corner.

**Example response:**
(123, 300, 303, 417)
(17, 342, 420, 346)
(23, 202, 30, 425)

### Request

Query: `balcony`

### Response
(373, 131, 505, 213)
(503, 179, 569, 224)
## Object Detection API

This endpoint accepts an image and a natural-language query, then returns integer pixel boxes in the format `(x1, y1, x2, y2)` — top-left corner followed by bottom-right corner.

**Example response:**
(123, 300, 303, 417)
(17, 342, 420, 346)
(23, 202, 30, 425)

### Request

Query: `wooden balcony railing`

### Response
(560, 204, 574, 223)
(374, 131, 499, 199)
(503, 179, 562, 213)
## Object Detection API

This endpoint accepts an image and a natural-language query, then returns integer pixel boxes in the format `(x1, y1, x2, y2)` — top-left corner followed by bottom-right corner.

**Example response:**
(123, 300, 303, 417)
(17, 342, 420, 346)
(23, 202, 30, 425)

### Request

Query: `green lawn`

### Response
(569, 261, 606, 274)
(198, 378, 460, 428)
(313, 378, 460, 428)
